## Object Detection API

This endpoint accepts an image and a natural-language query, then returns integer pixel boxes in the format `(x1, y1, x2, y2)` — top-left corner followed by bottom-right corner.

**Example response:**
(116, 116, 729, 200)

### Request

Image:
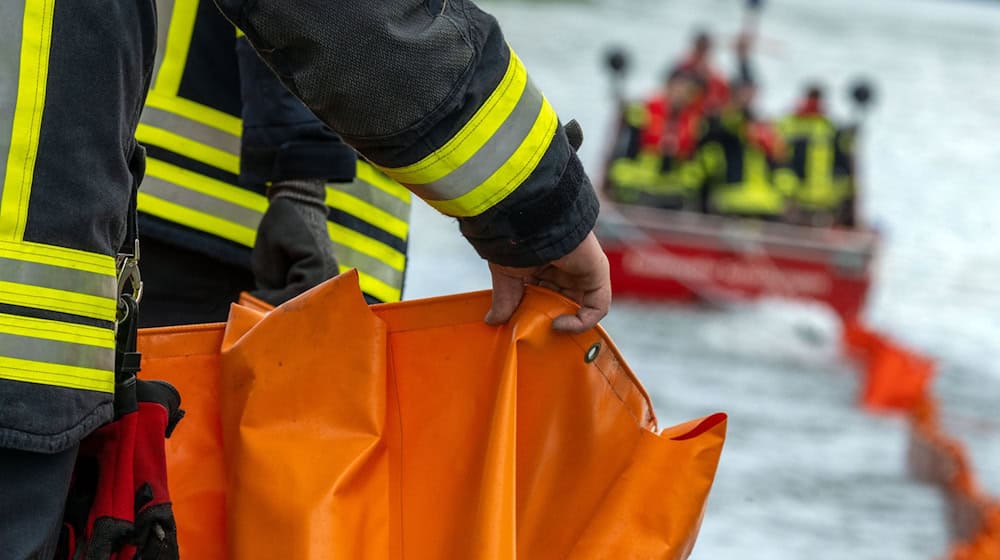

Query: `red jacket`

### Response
(677, 57, 730, 112)
(639, 95, 702, 160)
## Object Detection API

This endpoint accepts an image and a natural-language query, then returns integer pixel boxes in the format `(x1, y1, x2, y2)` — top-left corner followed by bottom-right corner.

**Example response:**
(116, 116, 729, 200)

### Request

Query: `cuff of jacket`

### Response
(459, 147, 599, 268)
(241, 140, 357, 188)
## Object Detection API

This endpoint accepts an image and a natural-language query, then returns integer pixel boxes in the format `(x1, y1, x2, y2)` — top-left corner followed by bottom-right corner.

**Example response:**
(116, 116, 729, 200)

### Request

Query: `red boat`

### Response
(597, 204, 879, 320)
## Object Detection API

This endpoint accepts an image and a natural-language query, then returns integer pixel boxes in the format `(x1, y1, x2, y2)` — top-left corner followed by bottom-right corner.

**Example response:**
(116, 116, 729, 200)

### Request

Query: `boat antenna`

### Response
(848, 78, 877, 125)
(604, 46, 630, 108)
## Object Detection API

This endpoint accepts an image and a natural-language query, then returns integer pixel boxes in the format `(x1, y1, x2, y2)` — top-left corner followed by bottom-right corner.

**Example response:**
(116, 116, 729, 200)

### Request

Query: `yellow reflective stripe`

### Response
(154, 0, 198, 96)
(340, 265, 402, 303)
(327, 222, 405, 272)
(136, 123, 240, 174)
(0, 0, 55, 241)
(806, 138, 834, 184)
(138, 192, 257, 247)
(0, 313, 113, 349)
(145, 158, 266, 213)
(0, 281, 116, 322)
(386, 48, 527, 185)
(326, 189, 409, 241)
(0, 355, 113, 393)
(0, 240, 115, 276)
(356, 161, 411, 203)
(426, 97, 557, 217)
(145, 90, 242, 137)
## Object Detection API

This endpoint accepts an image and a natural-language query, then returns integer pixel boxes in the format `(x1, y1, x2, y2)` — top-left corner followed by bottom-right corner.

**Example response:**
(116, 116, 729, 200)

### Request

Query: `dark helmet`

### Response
(692, 29, 713, 55)
(804, 82, 824, 101)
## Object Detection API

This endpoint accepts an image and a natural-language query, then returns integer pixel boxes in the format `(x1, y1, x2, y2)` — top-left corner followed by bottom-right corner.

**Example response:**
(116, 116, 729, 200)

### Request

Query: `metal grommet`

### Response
(584, 342, 601, 363)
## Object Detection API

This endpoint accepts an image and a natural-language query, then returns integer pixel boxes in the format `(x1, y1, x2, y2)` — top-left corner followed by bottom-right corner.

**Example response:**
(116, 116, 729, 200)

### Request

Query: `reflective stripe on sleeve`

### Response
(378, 47, 558, 218)
(0, 241, 117, 322)
(0, 313, 114, 392)
(356, 160, 411, 204)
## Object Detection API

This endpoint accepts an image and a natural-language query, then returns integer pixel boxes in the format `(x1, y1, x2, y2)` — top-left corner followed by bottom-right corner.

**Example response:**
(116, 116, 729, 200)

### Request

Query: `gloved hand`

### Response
(251, 179, 340, 305)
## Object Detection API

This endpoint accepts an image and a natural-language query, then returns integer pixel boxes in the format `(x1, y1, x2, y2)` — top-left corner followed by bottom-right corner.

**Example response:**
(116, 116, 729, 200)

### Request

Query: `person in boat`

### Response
(775, 84, 856, 227)
(672, 30, 730, 114)
(0, 1, 611, 557)
(686, 73, 790, 221)
(606, 68, 707, 210)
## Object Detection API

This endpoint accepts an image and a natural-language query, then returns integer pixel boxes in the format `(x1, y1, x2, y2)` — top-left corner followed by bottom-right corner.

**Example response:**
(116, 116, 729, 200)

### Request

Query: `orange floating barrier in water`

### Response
(861, 336, 935, 412)
(139, 271, 727, 559)
(842, 320, 935, 412)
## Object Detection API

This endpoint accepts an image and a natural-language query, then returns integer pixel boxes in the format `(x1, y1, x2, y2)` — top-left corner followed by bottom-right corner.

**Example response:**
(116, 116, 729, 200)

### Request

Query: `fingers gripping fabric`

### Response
(139, 271, 727, 559)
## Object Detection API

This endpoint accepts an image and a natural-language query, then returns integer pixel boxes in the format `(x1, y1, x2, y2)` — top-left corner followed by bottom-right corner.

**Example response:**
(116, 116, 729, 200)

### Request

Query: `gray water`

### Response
(403, 0, 1000, 557)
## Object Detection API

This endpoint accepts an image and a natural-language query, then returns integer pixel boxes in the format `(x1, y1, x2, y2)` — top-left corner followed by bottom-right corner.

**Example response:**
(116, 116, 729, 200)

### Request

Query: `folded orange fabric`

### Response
(139, 271, 726, 559)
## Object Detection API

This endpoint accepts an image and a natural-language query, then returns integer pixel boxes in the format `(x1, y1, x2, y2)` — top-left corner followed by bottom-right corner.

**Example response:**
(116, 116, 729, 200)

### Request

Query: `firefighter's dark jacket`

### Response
(0, 0, 597, 453)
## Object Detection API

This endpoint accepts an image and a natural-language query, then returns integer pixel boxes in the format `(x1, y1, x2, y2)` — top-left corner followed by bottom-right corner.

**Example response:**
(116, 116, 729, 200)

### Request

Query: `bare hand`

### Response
(484, 232, 611, 333)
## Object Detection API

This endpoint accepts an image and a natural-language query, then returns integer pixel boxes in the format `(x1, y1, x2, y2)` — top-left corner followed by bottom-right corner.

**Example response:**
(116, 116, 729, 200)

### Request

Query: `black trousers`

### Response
(0, 445, 79, 560)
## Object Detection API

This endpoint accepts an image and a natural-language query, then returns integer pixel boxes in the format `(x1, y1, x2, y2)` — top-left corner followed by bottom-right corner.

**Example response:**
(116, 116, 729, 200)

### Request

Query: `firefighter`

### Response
(0, 1, 610, 557)
(672, 30, 730, 113)
(687, 74, 789, 220)
(606, 69, 705, 210)
(775, 84, 856, 227)
(138, 0, 415, 326)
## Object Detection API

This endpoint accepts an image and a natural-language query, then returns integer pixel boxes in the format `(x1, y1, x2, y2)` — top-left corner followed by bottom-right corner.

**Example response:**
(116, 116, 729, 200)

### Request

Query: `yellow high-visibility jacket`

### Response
(775, 113, 854, 211)
(691, 110, 788, 218)
(139, 0, 411, 304)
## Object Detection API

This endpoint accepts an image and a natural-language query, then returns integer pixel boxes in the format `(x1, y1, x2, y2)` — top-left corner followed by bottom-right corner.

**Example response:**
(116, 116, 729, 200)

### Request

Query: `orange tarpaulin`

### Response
(139, 271, 726, 559)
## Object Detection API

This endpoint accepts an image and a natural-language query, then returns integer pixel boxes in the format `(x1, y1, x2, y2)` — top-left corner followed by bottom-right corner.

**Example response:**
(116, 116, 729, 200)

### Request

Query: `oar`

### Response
(743, 0, 765, 38)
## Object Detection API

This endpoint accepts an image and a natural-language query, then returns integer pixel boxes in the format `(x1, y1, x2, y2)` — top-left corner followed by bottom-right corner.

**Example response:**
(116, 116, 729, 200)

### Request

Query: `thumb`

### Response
(485, 267, 525, 326)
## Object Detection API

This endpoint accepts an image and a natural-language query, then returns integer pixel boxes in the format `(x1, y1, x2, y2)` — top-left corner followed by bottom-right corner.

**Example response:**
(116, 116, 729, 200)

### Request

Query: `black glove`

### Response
(565, 119, 584, 152)
(251, 179, 340, 305)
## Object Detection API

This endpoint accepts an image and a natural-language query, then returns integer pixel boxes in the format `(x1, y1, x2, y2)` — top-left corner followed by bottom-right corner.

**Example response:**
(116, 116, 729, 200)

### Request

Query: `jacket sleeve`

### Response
(212, 0, 597, 267)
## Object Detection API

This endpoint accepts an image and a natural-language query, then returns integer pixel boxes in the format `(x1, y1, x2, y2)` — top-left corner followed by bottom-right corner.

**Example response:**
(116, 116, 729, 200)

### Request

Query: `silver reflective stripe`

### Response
(0, 331, 113, 372)
(0, 0, 26, 203)
(331, 242, 404, 289)
(0, 257, 116, 299)
(406, 78, 544, 202)
(338, 178, 411, 221)
(140, 105, 241, 156)
(141, 175, 264, 231)
(152, 0, 175, 82)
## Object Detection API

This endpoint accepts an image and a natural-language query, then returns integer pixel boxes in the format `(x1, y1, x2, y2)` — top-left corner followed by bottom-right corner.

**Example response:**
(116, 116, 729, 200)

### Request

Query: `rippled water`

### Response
(404, 0, 1000, 557)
